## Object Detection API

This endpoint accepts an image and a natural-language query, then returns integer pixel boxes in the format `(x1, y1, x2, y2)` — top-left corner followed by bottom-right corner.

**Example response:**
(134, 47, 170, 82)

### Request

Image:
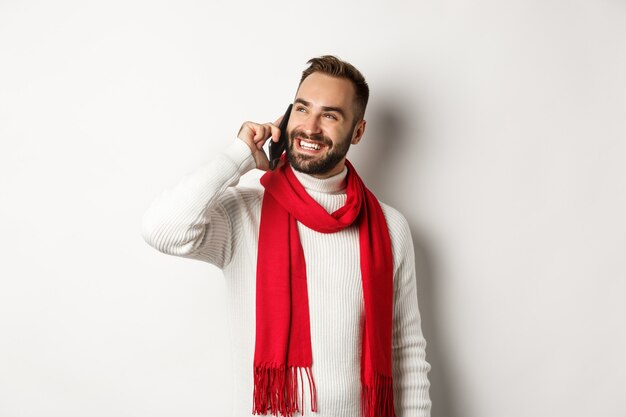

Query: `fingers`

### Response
(236, 115, 287, 171)
(253, 123, 278, 149)
(239, 121, 279, 148)
(271, 116, 285, 142)
(269, 123, 281, 143)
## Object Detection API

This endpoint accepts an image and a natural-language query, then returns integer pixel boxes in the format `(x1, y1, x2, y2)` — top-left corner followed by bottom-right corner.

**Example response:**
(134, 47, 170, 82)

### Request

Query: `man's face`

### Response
(285, 72, 365, 178)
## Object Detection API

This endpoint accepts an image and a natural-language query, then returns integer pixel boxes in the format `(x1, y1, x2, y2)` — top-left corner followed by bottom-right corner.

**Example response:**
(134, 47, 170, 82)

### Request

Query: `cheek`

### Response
(332, 125, 352, 141)
(327, 122, 346, 136)
(289, 112, 306, 128)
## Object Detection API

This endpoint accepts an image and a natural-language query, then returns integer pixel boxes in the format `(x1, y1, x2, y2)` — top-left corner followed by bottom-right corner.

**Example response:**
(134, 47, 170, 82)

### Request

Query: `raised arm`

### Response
(141, 118, 284, 267)
(141, 140, 255, 267)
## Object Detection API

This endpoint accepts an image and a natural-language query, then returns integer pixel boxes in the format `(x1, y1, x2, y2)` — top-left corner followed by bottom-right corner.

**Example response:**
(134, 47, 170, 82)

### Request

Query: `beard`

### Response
(285, 129, 352, 176)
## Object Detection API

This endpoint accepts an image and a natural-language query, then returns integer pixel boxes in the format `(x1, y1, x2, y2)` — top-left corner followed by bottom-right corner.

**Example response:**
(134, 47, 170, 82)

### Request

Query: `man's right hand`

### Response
(237, 116, 283, 171)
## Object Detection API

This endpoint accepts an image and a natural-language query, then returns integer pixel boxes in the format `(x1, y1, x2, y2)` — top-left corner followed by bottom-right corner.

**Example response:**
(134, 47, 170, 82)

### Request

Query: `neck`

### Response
(291, 165, 348, 194)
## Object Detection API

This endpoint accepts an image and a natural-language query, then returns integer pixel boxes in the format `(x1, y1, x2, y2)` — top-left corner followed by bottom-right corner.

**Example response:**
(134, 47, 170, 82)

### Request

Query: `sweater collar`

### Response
(291, 165, 348, 194)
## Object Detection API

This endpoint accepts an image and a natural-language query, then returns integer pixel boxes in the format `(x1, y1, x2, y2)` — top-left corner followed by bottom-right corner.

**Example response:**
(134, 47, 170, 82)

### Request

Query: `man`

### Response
(142, 56, 431, 417)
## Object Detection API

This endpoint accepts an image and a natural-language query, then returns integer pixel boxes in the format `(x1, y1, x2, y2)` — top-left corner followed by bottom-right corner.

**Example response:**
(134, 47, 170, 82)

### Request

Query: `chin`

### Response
(289, 157, 342, 177)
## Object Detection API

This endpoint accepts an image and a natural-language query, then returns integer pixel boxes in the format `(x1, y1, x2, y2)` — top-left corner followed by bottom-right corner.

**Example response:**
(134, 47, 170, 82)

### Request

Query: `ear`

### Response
(351, 119, 366, 145)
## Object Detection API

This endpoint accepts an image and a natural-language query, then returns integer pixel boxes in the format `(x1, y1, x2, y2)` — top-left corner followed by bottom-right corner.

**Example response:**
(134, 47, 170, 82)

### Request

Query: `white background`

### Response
(1, 1, 625, 416)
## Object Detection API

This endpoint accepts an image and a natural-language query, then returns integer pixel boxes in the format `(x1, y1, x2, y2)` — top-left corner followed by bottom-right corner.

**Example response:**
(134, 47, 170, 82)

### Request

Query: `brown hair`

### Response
(299, 55, 369, 122)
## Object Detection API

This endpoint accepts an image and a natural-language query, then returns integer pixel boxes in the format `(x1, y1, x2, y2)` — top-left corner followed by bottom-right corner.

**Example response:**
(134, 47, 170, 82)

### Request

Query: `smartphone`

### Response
(268, 104, 293, 170)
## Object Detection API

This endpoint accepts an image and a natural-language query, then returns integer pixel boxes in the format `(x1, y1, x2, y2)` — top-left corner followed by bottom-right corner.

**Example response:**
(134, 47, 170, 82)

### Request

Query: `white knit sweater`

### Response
(141, 140, 431, 417)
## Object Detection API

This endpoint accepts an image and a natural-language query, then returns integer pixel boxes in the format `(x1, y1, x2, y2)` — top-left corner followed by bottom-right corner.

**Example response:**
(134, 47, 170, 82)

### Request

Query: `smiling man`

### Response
(285, 71, 364, 177)
(142, 56, 431, 417)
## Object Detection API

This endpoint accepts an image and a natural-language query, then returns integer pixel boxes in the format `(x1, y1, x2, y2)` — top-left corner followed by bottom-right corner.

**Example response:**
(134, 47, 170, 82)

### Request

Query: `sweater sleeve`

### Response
(141, 140, 256, 268)
(387, 210, 432, 417)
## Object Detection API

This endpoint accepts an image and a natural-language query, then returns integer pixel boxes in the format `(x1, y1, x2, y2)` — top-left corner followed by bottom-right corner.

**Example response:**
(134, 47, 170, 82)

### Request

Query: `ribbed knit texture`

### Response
(142, 140, 432, 417)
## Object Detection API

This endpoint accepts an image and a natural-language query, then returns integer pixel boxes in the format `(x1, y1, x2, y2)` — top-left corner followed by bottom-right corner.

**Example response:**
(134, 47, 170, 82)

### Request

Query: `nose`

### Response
(303, 114, 322, 136)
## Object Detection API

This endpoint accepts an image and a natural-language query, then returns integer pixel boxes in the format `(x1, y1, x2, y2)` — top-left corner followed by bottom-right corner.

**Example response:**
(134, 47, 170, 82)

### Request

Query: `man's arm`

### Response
(141, 119, 283, 267)
(141, 140, 255, 267)
(388, 210, 432, 416)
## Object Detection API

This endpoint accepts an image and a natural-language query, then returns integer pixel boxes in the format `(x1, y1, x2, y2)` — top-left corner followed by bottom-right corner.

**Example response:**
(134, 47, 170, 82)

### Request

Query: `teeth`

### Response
(300, 140, 321, 150)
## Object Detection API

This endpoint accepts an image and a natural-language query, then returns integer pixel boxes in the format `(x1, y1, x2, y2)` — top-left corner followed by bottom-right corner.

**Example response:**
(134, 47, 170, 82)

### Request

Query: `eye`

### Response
(323, 113, 338, 120)
(295, 106, 307, 113)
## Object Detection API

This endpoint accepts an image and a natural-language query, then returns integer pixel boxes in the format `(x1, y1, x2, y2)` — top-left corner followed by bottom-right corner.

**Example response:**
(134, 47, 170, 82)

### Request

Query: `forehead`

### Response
(296, 72, 356, 111)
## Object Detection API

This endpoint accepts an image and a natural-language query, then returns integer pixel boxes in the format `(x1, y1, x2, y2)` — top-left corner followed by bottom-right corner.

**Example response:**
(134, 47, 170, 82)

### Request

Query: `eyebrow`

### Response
(294, 98, 346, 118)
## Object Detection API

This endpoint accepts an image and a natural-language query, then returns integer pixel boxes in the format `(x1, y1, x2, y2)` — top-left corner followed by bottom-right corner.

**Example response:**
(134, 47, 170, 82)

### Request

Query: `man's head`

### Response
(299, 55, 369, 122)
(285, 55, 369, 178)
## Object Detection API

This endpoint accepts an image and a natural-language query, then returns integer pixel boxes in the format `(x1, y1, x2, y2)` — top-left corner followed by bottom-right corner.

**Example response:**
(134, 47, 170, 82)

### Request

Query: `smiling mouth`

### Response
(298, 139, 323, 151)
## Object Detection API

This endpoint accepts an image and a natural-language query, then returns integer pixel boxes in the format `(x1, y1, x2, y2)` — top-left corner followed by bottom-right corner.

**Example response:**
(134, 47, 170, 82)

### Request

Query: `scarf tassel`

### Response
(361, 373, 396, 417)
(253, 364, 317, 416)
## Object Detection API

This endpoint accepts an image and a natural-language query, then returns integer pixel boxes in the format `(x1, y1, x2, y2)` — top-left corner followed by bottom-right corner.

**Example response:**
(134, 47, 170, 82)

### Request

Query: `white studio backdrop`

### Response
(1, 1, 625, 416)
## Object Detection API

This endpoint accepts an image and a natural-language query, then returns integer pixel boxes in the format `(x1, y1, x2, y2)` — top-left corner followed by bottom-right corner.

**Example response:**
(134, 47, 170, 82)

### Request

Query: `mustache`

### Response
(290, 130, 332, 147)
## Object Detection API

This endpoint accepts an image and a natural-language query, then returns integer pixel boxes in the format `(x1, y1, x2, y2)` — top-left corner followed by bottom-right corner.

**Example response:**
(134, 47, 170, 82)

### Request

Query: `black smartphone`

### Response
(268, 104, 293, 170)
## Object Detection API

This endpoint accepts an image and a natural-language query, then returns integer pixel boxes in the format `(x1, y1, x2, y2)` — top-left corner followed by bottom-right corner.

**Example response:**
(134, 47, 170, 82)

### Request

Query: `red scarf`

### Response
(253, 160, 396, 417)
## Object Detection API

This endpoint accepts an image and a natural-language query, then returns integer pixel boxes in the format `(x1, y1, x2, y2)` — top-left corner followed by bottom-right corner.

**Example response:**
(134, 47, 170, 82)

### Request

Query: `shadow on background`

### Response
(356, 93, 459, 417)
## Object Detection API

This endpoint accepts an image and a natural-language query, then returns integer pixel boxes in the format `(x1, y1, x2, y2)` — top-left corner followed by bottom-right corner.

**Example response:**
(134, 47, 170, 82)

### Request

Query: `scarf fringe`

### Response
(361, 373, 396, 417)
(253, 364, 317, 417)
